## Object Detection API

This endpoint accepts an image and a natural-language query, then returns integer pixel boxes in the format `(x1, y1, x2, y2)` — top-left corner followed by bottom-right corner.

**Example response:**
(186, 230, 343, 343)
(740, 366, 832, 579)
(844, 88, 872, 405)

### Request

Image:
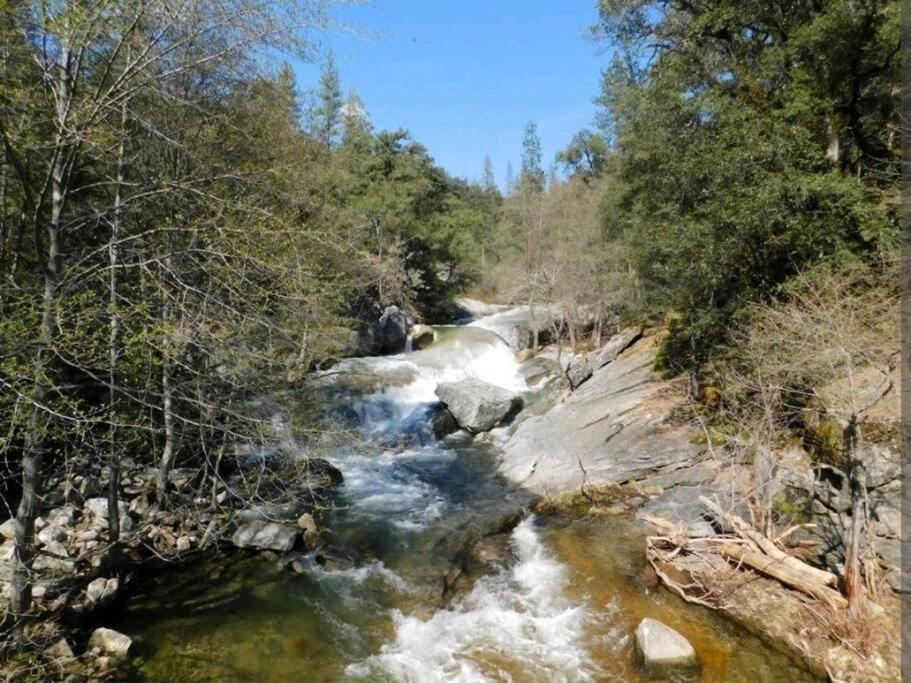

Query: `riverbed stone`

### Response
(0, 518, 14, 541)
(409, 324, 436, 350)
(37, 524, 68, 546)
(435, 379, 523, 433)
(232, 520, 298, 552)
(377, 305, 409, 354)
(89, 627, 132, 658)
(635, 618, 698, 673)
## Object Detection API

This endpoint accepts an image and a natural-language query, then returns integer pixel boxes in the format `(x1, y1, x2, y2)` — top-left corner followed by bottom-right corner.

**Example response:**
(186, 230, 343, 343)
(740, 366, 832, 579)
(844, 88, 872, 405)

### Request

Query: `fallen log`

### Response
(713, 542, 848, 609)
(699, 496, 839, 588)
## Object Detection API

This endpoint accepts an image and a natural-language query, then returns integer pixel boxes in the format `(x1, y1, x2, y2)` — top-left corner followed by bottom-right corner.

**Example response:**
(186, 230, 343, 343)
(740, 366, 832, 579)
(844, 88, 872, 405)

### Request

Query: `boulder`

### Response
(593, 327, 643, 370)
(86, 577, 119, 604)
(236, 502, 302, 523)
(0, 518, 15, 541)
(634, 618, 698, 673)
(232, 520, 298, 552)
(84, 498, 128, 520)
(296, 513, 323, 549)
(304, 457, 344, 487)
(377, 306, 409, 354)
(37, 525, 68, 546)
(408, 324, 436, 350)
(88, 627, 132, 659)
(46, 505, 77, 527)
(33, 540, 74, 573)
(565, 354, 594, 389)
(435, 379, 523, 433)
(430, 404, 460, 439)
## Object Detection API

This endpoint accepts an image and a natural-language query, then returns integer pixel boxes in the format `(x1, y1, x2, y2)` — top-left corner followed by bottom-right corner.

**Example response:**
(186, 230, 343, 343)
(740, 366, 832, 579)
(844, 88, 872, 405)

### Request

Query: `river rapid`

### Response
(113, 314, 814, 682)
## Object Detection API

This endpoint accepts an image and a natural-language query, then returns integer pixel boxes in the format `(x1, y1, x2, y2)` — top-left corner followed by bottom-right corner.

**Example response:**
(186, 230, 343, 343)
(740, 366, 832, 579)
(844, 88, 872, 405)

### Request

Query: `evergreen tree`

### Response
(310, 53, 343, 146)
(520, 121, 545, 192)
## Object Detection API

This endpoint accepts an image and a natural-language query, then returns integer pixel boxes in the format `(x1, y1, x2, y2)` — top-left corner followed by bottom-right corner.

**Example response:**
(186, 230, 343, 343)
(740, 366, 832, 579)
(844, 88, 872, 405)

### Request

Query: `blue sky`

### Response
(293, 1, 611, 187)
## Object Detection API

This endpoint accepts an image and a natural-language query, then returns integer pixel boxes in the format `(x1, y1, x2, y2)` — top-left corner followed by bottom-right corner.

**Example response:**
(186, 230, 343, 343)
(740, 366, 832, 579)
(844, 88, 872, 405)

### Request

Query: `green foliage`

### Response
(595, 0, 901, 371)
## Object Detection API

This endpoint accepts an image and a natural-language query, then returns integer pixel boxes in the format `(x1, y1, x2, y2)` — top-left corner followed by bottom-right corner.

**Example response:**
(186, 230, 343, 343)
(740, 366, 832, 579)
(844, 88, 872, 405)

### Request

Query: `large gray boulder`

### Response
(232, 520, 298, 552)
(377, 306, 409, 354)
(635, 618, 698, 673)
(593, 327, 643, 370)
(435, 379, 523, 433)
(565, 354, 594, 389)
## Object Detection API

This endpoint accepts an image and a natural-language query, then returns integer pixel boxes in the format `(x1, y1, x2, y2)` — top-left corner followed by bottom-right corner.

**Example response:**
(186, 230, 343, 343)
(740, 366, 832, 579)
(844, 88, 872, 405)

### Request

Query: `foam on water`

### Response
(346, 517, 600, 682)
(322, 327, 528, 529)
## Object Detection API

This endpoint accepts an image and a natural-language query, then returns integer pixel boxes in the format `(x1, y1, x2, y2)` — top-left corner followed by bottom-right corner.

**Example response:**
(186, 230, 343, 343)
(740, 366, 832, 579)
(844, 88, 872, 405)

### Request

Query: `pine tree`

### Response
(520, 121, 544, 192)
(310, 53, 343, 146)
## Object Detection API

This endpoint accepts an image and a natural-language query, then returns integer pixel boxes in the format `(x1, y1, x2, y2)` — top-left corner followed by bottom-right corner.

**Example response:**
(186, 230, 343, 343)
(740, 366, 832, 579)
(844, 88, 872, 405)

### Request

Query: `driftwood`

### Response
(698, 497, 839, 588)
(641, 500, 848, 612)
(713, 541, 847, 609)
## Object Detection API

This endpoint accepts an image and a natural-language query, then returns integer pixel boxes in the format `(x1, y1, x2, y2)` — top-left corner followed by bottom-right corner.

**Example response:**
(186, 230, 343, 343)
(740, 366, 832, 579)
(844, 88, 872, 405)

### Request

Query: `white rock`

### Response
(47, 504, 77, 527)
(635, 618, 698, 672)
(86, 577, 107, 603)
(176, 536, 191, 552)
(37, 525, 68, 546)
(0, 518, 16, 540)
(88, 627, 132, 658)
(232, 520, 298, 552)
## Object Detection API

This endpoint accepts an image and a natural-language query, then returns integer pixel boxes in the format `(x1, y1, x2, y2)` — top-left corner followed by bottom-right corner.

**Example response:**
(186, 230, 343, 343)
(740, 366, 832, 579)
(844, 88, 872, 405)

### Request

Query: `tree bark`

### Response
(156, 351, 175, 507)
(10, 61, 69, 618)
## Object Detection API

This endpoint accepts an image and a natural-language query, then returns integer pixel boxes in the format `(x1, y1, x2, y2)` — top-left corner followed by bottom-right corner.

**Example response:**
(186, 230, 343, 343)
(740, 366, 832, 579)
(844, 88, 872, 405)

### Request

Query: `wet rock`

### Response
(635, 618, 698, 673)
(89, 627, 132, 659)
(409, 324, 436, 350)
(304, 458, 344, 487)
(435, 379, 523, 433)
(430, 404, 460, 439)
(377, 305, 409, 354)
(232, 520, 298, 552)
(296, 513, 323, 549)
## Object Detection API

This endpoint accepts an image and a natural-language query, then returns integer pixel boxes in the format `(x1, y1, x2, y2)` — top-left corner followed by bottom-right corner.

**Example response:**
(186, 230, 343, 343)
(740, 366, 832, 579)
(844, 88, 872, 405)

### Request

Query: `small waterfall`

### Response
(346, 517, 600, 682)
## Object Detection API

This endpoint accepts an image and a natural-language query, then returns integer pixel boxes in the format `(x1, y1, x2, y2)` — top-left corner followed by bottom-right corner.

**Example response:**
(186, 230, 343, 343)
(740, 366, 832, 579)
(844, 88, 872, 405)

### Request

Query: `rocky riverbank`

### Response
(0, 452, 343, 681)
(489, 324, 902, 682)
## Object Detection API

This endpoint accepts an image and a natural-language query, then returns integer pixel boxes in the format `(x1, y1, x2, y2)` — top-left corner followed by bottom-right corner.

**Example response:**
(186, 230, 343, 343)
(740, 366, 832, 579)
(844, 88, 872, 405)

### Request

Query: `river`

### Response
(112, 315, 815, 682)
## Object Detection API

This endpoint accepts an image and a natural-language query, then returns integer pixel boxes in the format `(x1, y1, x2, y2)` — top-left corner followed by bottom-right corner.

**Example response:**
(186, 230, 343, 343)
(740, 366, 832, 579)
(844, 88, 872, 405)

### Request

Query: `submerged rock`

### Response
(635, 618, 698, 673)
(435, 379, 523, 433)
(232, 520, 298, 552)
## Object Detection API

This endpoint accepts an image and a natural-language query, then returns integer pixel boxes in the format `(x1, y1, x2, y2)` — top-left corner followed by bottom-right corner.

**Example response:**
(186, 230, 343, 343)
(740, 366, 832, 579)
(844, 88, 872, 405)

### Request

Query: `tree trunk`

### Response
(156, 353, 176, 507)
(10, 91, 68, 619)
(842, 416, 868, 613)
(106, 96, 128, 547)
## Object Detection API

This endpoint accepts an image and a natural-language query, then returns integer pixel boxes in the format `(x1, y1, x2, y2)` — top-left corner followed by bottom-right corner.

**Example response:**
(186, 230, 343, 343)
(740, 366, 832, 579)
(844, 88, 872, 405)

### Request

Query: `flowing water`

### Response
(113, 318, 816, 682)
